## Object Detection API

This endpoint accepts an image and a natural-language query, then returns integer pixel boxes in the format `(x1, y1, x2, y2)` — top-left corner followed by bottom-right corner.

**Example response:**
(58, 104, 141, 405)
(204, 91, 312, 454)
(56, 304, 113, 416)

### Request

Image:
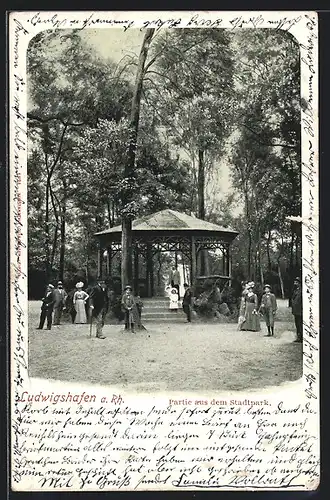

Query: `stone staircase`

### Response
(141, 296, 186, 323)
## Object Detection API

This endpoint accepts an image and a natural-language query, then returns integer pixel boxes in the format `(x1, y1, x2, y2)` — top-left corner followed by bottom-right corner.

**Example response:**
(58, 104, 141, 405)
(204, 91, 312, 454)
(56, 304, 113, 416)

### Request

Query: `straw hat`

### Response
(47, 284, 54, 289)
(125, 285, 132, 290)
(75, 281, 84, 289)
(264, 284, 271, 290)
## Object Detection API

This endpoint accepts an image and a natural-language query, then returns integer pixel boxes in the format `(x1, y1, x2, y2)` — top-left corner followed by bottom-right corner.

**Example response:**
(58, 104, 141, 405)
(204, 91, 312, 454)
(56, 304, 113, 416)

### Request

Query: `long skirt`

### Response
(75, 299, 87, 324)
(237, 297, 246, 330)
(240, 302, 260, 331)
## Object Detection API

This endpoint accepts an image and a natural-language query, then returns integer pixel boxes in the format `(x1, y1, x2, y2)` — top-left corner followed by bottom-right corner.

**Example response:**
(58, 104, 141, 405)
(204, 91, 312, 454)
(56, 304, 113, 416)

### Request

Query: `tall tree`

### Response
(143, 29, 235, 220)
(27, 30, 132, 282)
(121, 28, 155, 290)
(227, 29, 300, 287)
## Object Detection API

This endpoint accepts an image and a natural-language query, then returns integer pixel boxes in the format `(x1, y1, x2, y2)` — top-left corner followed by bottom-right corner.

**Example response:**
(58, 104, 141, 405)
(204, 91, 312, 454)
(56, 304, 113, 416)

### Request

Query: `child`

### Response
(182, 283, 193, 322)
(169, 287, 179, 312)
(121, 285, 139, 333)
(259, 284, 277, 336)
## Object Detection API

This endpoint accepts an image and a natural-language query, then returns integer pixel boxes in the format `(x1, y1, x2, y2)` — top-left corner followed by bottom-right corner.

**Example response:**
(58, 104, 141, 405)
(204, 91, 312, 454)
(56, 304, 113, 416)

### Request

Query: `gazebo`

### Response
(94, 209, 238, 297)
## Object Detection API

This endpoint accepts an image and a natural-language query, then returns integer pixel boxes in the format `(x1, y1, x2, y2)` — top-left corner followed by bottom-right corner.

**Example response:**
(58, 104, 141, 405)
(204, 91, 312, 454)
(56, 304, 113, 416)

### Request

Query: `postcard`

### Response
(9, 10, 319, 491)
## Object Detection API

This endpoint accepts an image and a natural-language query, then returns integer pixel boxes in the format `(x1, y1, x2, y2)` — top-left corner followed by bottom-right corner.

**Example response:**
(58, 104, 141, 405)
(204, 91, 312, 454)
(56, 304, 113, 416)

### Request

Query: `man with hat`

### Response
(37, 284, 56, 330)
(291, 277, 302, 342)
(259, 284, 277, 336)
(53, 280, 68, 325)
(121, 285, 139, 333)
(89, 278, 109, 339)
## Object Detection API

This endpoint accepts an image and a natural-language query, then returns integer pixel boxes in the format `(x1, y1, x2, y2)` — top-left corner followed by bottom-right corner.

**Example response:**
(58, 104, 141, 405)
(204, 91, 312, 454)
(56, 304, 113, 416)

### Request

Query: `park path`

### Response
(28, 299, 302, 393)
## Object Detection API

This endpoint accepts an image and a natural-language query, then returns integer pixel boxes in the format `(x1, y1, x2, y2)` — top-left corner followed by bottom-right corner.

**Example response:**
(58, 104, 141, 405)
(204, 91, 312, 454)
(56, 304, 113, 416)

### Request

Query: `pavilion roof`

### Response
(95, 209, 238, 236)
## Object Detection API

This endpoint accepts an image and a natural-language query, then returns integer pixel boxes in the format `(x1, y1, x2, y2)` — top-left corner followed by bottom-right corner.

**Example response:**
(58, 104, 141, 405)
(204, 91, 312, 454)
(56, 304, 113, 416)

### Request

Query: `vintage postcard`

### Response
(9, 10, 319, 491)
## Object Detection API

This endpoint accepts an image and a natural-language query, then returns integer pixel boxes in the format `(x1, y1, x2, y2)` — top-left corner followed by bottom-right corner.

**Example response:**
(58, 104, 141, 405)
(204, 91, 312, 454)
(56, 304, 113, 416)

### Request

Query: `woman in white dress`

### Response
(169, 288, 179, 312)
(73, 282, 89, 324)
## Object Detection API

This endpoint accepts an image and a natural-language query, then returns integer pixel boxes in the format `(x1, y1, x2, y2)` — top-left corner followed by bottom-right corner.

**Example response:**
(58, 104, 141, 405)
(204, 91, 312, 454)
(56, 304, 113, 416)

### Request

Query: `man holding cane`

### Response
(89, 278, 109, 339)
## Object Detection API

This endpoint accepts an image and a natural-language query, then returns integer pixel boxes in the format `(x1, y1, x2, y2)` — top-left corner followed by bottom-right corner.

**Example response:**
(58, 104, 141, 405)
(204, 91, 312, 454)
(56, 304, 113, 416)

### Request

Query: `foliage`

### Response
(27, 28, 302, 299)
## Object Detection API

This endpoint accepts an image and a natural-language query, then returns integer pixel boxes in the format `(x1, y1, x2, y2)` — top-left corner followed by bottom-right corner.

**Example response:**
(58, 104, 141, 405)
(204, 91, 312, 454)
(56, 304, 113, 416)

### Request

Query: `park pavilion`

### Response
(94, 209, 238, 297)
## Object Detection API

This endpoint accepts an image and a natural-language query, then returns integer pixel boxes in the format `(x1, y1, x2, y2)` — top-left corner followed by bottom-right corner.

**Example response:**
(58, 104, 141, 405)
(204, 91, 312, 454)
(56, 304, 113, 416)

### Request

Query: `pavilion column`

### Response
(190, 236, 197, 291)
(226, 245, 230, 276)
(228, 248, 232, 284)
(134, 246, 139, 295)
(222, 244, 230, 277)
(182, 254, 187, 284)
(150, 253, 154, 296)
(146, 242, 152, 297)
(222, 246, 226, 275)
(107, 246, 112, 278)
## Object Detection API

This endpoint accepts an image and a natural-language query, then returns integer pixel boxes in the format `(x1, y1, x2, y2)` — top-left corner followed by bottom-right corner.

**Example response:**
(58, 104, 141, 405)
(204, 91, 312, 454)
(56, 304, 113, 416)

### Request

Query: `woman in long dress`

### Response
(240, 282, 261, 332)
(73, 282, 89, 324)
(238, 281, 248, 329)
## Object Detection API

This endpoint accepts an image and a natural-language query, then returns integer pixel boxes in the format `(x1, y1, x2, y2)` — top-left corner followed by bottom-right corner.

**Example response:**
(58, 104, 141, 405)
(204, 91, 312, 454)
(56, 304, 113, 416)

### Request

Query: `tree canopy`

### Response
(27, 27, 301, 298)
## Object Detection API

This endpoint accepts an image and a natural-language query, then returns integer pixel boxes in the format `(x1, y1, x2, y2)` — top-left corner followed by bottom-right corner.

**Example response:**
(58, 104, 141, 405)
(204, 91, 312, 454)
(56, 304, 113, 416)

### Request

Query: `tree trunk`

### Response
(259, 250, 264, 288)
(59, 204, 66, 281)
(50, 222, 59, 271)
(247, 230, 252, 279)
(43, 123, 67, 282)
(197, 149, 209, 275)
(289, 228, 294, 285)
(266, 230, 272, 271)
(197, 149, 205, 220)
(121, 28, 155, 291)
(107, 199, 112, 228)
(85, 254, 89, 283)
(45, 177, 51, 281)
(121, 219, 132, 288)
(278, 262, 285, 299)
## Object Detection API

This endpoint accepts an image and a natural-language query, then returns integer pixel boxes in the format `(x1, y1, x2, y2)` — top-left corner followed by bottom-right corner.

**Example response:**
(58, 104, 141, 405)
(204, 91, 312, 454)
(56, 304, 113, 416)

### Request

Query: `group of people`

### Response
(36, 274, 303, 341)
(237, 277, 303, 342)
(167, 282, 193, 322)
(36, 279, 144, 338)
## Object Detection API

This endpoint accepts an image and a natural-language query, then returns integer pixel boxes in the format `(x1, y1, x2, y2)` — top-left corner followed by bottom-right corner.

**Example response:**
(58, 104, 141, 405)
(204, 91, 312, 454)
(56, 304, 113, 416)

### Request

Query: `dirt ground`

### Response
(28, 299, 302, 393)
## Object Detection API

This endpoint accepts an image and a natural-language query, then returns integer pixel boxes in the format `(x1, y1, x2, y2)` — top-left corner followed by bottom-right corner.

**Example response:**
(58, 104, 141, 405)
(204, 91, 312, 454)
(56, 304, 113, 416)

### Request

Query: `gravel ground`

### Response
(28, 299, 302, 393)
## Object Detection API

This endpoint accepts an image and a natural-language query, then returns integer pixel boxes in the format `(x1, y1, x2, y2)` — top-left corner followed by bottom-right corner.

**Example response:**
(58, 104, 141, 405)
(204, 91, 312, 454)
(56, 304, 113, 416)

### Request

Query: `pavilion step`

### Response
(142, 311, 185, 318)
(142, 317, 187, 323)
(142, 301, 170, 308)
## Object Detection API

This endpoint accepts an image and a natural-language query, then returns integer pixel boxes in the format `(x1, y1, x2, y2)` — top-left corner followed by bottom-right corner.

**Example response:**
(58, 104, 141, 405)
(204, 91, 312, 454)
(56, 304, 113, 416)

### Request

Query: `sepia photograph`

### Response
(26, 25, 303, 393)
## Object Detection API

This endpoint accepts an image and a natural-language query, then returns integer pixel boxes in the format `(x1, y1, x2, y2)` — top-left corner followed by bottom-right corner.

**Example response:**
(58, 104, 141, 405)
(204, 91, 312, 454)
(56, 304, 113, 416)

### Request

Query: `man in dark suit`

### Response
(291, 277, 302, 342)
(53, 281, 68, 325)
(89, 278, 109, 339)
(37, 284, 55, 330)
(182, 283, 193, 323)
